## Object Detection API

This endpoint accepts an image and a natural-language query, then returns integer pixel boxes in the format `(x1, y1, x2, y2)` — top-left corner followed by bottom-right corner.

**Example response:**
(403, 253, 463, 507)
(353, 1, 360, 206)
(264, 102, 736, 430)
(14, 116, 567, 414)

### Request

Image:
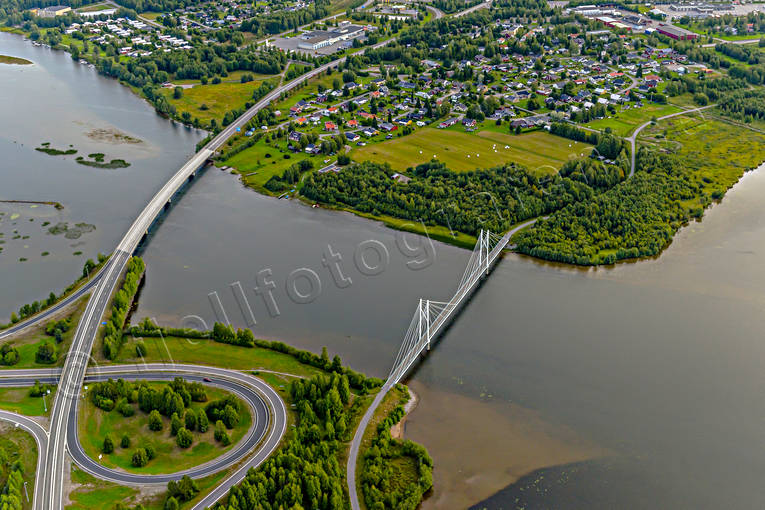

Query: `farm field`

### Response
(350, 128, 592, 175)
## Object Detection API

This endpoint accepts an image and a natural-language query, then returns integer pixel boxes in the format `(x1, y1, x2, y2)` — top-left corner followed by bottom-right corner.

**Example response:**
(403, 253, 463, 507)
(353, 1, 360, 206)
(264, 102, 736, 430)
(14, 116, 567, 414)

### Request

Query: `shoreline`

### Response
(390, 386, 419, 440)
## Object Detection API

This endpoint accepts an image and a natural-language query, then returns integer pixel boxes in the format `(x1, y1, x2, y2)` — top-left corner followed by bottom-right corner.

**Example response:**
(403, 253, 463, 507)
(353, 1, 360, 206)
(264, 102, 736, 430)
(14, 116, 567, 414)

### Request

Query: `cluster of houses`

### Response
(169, 0, 316, 32)
(59, 17, 195, 57)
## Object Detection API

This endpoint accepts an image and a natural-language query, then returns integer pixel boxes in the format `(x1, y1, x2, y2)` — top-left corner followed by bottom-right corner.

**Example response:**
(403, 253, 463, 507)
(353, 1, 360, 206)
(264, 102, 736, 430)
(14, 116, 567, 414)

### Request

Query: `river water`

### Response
(5, 32, 765, 509)
(0, 32, 204, 317)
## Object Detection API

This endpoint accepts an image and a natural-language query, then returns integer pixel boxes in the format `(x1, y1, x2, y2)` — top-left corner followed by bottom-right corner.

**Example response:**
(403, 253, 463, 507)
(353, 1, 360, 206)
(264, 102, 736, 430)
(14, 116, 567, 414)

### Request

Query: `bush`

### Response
(170, 413, 182, 436)
(176, 427, 193, 448)
(198, 410, 209, 433)
(148, 409, 163, 431)
(102, 435, 114, 454)
(184, 409, 197, 431)
(166, 475, 199, 503)
(0, 344, 20, 366)
(146, 444, 156, 460)
(35, 342, 57, 364)
(214, 420, 231, 446)
(121, 435, 131, 448)
(118, 399, 135, 417)
(131, 448, 148, 467)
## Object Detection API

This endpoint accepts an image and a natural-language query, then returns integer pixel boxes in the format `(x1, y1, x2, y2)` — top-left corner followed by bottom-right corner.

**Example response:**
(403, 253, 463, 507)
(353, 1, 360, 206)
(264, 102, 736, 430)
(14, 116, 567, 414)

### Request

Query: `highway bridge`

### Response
(0, 3, 496, 508)
(35, 35, 406, 510)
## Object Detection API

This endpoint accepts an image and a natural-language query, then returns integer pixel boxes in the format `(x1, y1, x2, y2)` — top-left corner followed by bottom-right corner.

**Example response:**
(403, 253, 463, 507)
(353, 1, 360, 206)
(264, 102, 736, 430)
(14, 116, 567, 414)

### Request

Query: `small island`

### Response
(76, 153, 131, 169)
(0, 54, 32, 65)
(35, 142, 76, 156)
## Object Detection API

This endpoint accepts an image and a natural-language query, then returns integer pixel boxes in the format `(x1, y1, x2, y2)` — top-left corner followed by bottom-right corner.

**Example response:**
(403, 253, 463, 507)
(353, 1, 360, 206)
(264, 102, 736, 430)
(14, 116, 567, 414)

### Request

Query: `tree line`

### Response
(103, 256, 145, 360)
(128, 318, 383, 391)
(301, 160, 599, 236)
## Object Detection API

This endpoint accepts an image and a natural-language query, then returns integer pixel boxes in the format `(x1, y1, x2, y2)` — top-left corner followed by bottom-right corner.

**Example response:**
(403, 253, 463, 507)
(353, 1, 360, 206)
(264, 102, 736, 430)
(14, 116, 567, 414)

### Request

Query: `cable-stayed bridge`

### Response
(387, 229, 509, 385)
(348, 225, 524, 510)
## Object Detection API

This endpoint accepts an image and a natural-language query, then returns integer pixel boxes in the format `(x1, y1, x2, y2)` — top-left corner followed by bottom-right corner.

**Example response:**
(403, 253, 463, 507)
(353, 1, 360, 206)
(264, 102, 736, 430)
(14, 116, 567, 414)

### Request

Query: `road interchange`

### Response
(0, 364, 287, 510)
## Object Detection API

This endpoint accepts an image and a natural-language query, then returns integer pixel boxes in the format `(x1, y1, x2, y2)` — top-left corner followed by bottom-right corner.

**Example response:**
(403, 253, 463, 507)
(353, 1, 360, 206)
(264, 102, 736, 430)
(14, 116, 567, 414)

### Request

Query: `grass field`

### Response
(120, 336, 326, 378)
(68, 468, 152, 510)
(585, 103, 682, 136)
(0, 387, 54, 416)
(79, 383, 251, 475)
(350, 128, 591, 175)
(162, 74, 278, 126)
(220, 136, 319, 192)
(0, 427, 39, 510)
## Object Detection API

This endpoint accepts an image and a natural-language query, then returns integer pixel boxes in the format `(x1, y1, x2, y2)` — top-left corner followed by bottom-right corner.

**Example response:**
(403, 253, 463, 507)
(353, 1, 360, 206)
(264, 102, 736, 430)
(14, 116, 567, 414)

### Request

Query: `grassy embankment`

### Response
(0, 296, 88, 369)
(0, 387, 55, 417)
(0, 427, 39, 510)
(68, 467, 227, 510)
(78, 383, 251, 475)
(353, 384, 419, 503)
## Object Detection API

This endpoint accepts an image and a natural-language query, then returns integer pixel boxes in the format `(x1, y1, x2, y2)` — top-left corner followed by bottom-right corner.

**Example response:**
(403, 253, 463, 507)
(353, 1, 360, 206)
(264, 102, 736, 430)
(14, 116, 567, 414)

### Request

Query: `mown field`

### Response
(350, 128, 591, 174)
(220, 136, 319, 191)
(0, 386, 54, 416)
(120, 335, 326, 378)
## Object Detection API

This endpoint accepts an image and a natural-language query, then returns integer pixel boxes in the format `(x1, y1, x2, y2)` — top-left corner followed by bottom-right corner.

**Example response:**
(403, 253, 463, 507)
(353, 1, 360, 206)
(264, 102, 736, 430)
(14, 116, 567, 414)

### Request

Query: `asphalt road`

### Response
(0, 266, 105, 341)
(0, 410, 48, 508)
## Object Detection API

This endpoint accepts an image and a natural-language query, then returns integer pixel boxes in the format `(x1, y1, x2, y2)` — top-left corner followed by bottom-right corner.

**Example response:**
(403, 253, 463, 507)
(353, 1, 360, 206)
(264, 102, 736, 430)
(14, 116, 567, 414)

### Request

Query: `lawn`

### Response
(585, 103, 682, 136)
(68, 469, 152, 510)
(78, 383, 251, 475)
(119, 336, 326, 379)
(350, 128, 591, 175)
(0, 387, 54, 416)
(0, 427, 39, 510)
(220, 137, 320, 192)
(162, 75, 278, 126)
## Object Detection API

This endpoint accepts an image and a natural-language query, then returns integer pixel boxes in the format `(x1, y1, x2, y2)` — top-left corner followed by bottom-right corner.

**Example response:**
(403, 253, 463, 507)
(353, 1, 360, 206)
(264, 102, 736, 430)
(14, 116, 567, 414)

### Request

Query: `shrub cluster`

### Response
(103, 256, 145, 360)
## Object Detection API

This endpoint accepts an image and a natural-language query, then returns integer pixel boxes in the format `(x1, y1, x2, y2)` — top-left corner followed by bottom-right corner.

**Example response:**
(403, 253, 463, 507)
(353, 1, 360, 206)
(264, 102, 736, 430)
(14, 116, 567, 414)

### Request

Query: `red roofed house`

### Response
(325, 121, 337, 131)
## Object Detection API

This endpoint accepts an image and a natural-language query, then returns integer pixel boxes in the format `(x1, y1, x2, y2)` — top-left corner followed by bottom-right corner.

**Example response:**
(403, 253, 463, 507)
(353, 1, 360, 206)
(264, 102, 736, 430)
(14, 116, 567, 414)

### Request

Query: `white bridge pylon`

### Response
(387, 229, 509, 385)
